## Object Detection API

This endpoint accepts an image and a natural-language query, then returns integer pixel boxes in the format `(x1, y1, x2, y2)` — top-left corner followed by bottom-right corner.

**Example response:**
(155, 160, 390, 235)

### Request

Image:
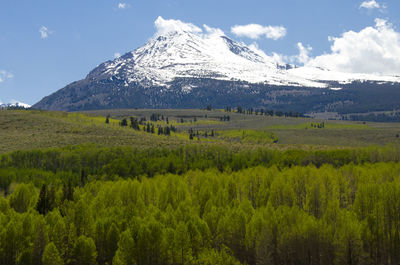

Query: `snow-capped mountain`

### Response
(87, 30, 326, 88)
(33, 17, 400, 112)
(0, 101, 31, 109)
(85, 21, 400, 89)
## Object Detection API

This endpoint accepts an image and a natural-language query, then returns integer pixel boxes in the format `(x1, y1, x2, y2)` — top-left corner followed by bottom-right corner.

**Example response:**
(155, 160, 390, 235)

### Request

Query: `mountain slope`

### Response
(85, 30, 325, 88)
(33, 17, 400, 112)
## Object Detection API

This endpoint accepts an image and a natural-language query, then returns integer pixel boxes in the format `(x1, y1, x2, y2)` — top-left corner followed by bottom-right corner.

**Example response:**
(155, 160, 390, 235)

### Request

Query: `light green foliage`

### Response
(71, 236, 97, 265)
(113, 229, 136, 265)
(267, 122, 371, 130)
(42, 242, 63, 265)
(195, 248, 241, 265)
(8, 183, 37, 213)
(217, 129, 278, 144)
(1, 144, 400, 264)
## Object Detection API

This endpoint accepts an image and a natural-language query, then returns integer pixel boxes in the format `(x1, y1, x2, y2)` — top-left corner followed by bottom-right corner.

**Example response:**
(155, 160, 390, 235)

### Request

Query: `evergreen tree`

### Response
(62, 179, 74, 202)
(120, 118, 128, 127)
(36, 184, 55, 215)
(80, 169, 87, 187)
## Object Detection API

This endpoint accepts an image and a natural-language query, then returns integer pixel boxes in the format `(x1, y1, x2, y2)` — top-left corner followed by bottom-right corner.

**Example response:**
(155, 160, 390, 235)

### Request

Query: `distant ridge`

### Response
(0, 101, 31, 109)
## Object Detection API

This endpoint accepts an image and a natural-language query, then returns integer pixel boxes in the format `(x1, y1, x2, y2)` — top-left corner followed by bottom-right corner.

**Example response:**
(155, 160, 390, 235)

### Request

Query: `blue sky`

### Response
(1, 0, 399, 104)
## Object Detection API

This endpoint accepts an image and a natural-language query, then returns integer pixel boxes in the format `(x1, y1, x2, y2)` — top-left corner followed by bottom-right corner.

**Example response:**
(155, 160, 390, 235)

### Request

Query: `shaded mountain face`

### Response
(33, 29, 400, 112)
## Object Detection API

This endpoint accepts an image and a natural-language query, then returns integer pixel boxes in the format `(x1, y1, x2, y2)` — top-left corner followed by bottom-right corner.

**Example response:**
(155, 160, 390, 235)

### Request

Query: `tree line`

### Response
(2, 160, 400, 264)
(224, 106, 304, 118)
(116, 116, 176, 136)
(2, 145, 400, 181)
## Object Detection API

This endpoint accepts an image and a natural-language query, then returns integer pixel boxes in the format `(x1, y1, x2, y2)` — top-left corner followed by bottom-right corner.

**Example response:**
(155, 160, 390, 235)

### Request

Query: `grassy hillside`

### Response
(0, 110, 186, 153)
(1, 108, 400, 153)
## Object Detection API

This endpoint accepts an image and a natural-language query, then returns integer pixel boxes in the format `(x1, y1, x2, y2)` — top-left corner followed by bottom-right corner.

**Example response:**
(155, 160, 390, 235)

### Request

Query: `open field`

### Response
(1, 108, 400, 153)
(85, 108, 400, 147)
(0, 110, 187, 153)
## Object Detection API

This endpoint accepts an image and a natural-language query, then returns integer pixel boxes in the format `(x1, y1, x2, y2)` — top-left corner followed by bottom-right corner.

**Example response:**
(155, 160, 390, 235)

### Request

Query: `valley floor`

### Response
(1, 108, 400, 153)
(0, 108, 400, 265)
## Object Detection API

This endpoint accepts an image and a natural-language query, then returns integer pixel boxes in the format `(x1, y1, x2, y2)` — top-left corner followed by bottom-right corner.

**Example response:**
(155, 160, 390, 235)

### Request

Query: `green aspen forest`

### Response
(1, 109, 400, 265)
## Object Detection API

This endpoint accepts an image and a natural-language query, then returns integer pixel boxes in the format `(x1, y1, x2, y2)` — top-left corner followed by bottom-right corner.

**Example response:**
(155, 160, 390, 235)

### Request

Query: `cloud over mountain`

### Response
(231, 24, 287, 40)
(154, 16, 202, 37)
(307, 18, 400, 75)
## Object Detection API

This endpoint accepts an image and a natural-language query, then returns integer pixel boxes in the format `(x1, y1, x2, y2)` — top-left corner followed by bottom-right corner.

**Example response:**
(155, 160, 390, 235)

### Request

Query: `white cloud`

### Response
(295, 42, 312, 64)
(306, 19, 400, 75)
(39, 26, 52, 39)
(268, 42, 312, 65)
(203, 24, 224, 36)
(231, 24, 286, 40)
(360, 0, 380, 9)
(0, 70, 13, 83)
(154, 16, 202, 36)
(114, 52, 121, 58)
(118, 3, 130, 9)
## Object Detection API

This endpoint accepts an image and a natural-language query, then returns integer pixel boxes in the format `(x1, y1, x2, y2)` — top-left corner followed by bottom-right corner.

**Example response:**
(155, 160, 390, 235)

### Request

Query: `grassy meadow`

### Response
(1, 108, 398, 153)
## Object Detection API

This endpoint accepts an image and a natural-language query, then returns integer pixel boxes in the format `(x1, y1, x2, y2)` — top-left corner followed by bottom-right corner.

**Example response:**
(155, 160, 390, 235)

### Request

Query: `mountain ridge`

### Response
(0, 101, 31, 109)
(33, 18, 400, 112)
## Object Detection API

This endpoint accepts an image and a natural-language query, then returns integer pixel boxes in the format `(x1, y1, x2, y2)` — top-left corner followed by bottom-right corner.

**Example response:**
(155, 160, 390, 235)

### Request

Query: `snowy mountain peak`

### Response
(32, 17, 400, 112)
(87, 24, 325, 88)
(86, 17, 400, 89)
(0, 101, 31, 109)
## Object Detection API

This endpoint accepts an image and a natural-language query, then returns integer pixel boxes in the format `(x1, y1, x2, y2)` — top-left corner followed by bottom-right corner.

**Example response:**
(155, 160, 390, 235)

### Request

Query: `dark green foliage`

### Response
(71, 236, 97, 265)
(36, 184, 55, 215)
(129, 117, 140, 130)
(120, 118, 128, 127)
(62, 179, 74, 201)
(1, 145, 400, 180)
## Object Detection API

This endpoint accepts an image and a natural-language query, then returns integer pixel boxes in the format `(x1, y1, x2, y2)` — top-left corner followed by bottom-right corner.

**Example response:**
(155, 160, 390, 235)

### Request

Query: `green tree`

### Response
(42, 242, 63, 265)
(195, 247, 241, 265)
(9, 183, 37, 213)
(32, 216, 49, 265)
(105, 223, 120, 264)
(113, 230, 136, 265)
(36, 184, 55, 215)
(120, 118, 128, 127)
(174, 221, 191, 265)
(71, 236, 97, 265)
